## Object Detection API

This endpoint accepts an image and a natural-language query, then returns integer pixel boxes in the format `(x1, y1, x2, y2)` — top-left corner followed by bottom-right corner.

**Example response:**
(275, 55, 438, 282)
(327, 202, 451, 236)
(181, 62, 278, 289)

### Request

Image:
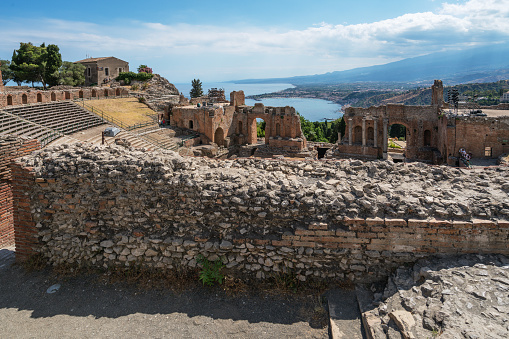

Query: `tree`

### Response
(56, 61, 85, 86)
(0, 60, 13, 86)
(190, 79, 203, 98)
(137, 64, 148, 72)
(10, 42, 62, 89)
(11, 42, 42, 86)
(43, 44, 62, 87)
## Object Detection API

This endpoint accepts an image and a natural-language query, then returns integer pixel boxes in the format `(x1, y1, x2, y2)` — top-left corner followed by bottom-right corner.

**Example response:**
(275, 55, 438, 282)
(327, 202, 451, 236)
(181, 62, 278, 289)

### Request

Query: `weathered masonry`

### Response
(0, 87, 129, 109)
(338, 80, 509, 164)
(75, 56, 129, 86)
(10, 143, 509, 282)
(169, 91, 307, 151)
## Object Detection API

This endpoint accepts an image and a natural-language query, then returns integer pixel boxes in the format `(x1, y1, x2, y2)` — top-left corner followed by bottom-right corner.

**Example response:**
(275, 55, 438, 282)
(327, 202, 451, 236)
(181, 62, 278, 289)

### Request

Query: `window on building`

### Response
(105, 68, 109, 76)
(485, 147, 492, 157)
(87, 68, 91, 77)
(118, 68, 123, 73)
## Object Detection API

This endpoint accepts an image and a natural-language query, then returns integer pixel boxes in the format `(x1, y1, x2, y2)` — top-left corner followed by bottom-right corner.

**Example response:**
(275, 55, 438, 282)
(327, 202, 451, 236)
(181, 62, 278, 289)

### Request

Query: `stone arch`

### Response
(79, 90, 84, 99)
(276, 123, 281, 136)
(22, 94, 28, 104)
(7, 95, 13, 105)
(238, 121, 243, 134)
(37, 93, 42, 102)
(104, 89, 109, 97)
(51, 92, 56, 101)
(353, 126, 362, 144)
(367, 126, 374, 144)
(424, 129, 431, 147)
(189, 120, 194, 129)
(92, 89, 97, 98)
(115, 88, 121, 96)
(214, 127, 224, 147)
(248, 116, 268, 144)
(65, 91, 71, 100)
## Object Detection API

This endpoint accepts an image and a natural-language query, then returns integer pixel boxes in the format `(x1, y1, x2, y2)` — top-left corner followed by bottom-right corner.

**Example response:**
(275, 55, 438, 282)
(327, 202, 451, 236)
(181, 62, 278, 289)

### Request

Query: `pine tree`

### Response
(190, 79, 203, 98)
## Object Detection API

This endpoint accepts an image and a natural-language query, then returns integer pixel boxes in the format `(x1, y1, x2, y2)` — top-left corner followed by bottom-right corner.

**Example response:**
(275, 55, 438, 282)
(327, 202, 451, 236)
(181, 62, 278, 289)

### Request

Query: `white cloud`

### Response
(1, 0, 509, 81)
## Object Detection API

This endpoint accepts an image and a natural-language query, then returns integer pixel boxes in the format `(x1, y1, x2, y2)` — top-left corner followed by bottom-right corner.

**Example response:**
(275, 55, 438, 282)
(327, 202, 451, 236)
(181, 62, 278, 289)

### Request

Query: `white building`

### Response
(501, 91, 509, 103)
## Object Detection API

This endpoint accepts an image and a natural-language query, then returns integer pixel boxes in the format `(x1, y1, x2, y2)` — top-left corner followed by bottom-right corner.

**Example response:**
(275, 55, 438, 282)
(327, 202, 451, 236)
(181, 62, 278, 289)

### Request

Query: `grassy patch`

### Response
(85, 98, 156, 125)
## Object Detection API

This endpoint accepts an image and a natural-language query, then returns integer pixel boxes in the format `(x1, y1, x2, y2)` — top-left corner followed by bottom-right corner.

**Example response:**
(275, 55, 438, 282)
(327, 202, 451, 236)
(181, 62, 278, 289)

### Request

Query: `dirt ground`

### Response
(0, 249, 328, 339)
(81, 98, 155, 125)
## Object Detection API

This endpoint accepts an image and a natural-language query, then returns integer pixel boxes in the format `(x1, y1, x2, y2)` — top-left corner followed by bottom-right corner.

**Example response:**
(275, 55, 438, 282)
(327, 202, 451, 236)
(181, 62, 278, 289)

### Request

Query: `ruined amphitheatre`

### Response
(1, 62, 509, 338)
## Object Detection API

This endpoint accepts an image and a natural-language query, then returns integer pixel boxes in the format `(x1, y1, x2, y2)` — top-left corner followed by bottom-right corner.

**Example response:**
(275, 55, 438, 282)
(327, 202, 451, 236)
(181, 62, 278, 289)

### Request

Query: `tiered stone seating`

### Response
(0, 110, 62, 146)
(2, 101, 105, 136)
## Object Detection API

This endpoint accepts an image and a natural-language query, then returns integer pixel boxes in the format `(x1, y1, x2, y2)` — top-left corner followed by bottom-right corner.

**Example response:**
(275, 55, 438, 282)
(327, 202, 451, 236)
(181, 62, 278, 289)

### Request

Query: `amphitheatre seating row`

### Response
(0, 110, 62, 146)
(2, 101, 105, 136)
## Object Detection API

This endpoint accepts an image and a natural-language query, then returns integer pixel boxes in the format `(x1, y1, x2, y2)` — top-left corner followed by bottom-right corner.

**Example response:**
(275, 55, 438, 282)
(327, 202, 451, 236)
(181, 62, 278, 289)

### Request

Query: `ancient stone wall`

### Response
(0, 87, 129, 108)
(171, 92, 306, 151)
(0, 136, 40, 247)
(12, 144, 509, 282)
(446, 115, 509, 161)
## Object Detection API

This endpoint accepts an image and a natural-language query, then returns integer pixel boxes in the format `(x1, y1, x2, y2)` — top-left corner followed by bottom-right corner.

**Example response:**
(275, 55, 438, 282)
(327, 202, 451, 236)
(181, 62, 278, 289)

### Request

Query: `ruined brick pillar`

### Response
(432, 80, 444, 109)
(348, 118, 353, 146)
(374, 119, 378, 148)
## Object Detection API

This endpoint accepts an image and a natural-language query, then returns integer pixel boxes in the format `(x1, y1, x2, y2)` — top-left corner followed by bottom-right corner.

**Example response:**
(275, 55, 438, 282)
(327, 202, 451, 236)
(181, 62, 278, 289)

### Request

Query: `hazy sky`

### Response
(1, 0, 508, 82)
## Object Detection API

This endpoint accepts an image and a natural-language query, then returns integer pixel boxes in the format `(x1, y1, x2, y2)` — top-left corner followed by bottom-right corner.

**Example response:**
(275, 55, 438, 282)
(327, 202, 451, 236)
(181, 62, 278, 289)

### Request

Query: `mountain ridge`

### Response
(231, 44, 509, 85)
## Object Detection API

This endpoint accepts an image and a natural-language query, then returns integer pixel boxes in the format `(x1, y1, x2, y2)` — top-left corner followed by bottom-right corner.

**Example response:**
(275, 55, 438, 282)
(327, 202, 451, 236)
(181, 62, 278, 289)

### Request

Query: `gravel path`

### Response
(0, 251, 327, 339)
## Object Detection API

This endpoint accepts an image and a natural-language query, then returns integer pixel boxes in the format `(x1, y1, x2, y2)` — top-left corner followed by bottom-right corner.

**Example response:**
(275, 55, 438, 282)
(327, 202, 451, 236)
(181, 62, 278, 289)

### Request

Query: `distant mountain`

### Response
(232, 44, 509, 85)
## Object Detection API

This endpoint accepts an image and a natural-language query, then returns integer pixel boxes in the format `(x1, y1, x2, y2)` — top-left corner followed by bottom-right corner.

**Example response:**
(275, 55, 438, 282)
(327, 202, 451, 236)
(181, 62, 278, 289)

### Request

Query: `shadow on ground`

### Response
(0, 255, 325, 329)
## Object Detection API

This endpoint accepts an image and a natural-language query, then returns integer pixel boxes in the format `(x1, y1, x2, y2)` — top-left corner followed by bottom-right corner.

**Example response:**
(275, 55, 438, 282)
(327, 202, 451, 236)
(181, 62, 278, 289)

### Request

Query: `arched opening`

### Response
(238, 121, 243, 134)
(65, 92, 71, 100)
(367, 127, 374, 145)
(353, 126, 362, 144)
(248, 118, 267, 145)
(37, 93, 42, 102)
(189, 120, 194, 129)
(92, 89, 97, 98)
(51, 92, 56, 101)
(22, 94, 28, 104)
(424, 129, 431, 147)
(7, 95, 13, 105)
(104, 89, 109, 97)
(79, 90, 84, 98)
(214, 127, 224, 147)
(275, 123, 281, 136)
(115, 88, 121, 96)
(388, 123, 407, 162)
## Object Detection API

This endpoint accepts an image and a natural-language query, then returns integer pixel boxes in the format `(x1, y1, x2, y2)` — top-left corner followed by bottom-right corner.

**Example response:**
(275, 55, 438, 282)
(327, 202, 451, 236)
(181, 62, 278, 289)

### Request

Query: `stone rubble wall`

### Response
(0, 136, 40, 247)
(12, 144, 509, 282)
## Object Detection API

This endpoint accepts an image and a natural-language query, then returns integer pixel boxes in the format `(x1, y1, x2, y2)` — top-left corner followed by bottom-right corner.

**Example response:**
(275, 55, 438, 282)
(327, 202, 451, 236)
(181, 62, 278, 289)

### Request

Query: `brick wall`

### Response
(11, 147, 509, 282)
(0, 136, 40, 248)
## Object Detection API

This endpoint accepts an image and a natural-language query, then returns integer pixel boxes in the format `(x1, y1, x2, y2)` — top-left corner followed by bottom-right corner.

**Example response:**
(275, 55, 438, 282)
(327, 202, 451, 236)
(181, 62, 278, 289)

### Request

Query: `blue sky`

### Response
(1, 0, 509, 83)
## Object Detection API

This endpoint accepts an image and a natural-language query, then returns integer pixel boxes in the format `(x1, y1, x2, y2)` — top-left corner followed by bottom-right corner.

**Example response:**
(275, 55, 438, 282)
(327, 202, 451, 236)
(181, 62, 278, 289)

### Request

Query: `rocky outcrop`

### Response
(364, 254, 509, 339)
(136, 74, 180, 112)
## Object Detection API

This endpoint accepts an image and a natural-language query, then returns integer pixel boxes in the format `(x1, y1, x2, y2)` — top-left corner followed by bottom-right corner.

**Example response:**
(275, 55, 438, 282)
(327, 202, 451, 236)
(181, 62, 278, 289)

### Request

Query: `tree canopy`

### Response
(10, 42, 62, 89)
(137, 64, 148, 72)
(190, 79, 203, 98)
(0, 60, 13, 86)
(57, 61, 85, 86)
(299, 115, 345, 143)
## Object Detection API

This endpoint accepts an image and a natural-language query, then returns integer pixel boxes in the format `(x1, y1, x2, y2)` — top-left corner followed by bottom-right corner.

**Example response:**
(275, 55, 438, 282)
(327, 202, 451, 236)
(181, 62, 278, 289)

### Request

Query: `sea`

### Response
(174, 82, 343, 122)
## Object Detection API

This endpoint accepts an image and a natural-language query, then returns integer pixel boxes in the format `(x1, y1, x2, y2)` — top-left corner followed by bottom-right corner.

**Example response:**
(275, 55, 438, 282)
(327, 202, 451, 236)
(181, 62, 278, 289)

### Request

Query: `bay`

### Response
(174, 82, 343, 122)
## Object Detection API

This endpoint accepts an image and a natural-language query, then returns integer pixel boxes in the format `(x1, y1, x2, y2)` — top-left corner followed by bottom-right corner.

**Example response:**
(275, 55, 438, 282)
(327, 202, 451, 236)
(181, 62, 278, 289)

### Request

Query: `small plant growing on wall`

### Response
(196, 254, 225, 286)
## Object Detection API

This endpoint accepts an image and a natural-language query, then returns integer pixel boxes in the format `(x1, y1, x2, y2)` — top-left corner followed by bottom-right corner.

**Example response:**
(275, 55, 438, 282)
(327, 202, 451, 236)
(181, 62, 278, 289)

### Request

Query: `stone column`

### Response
(362, 118, 366, 147)
(337, 132, 341, 144)
(348, 118, 353, 146)
(374, 119, 378, 148)
(383, 118, 388, 159)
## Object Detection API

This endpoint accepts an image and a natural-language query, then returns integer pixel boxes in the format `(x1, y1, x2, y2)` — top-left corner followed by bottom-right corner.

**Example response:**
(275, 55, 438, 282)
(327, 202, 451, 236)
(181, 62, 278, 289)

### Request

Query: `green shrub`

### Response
(116, 71, 154, 84)
(142, 82, 149, 90)
(131, 84, 139, 91)
(138, 96, 146, 104)
(196, 254, 225, 286)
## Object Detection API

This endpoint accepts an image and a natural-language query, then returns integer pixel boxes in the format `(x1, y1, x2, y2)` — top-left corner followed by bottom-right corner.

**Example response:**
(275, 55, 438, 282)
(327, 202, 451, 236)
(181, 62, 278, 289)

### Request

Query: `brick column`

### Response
(374, 119, 378, 148)
(383, 119, 388, 159)
(362, 118, 366, 147)
(11, 162, 38, 262)
(348, 118, 353, 146)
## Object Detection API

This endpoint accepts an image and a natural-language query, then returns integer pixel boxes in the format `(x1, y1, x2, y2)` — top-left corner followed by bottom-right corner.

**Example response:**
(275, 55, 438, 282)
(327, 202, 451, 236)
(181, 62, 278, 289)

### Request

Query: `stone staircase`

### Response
(0, 110, 63, 146)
